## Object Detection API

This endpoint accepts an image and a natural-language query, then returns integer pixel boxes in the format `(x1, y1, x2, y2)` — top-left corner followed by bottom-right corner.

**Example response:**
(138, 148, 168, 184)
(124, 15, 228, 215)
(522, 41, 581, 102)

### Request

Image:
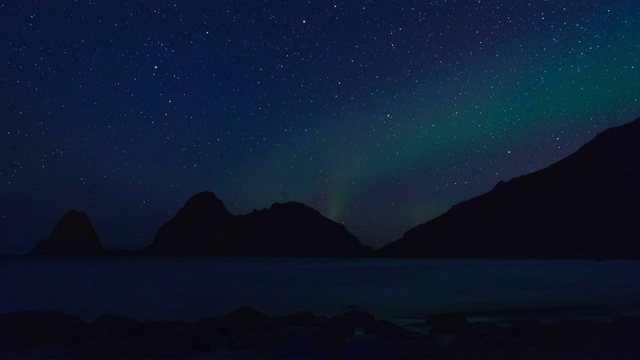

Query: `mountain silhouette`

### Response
(30, 210, 104, 255)
(144, 191, 371, 256)
(379, 118, 640, 259)
(148, 191, 235, 254)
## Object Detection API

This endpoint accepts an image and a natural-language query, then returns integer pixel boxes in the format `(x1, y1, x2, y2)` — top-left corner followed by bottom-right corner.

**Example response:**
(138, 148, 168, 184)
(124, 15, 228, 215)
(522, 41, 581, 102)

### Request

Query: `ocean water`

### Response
(1, 257, 639, 325)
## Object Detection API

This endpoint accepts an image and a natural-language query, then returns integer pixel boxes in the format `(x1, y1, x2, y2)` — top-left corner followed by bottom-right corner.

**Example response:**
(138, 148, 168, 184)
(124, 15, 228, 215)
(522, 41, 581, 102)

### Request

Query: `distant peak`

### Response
(179, 191, 231, 217)
(269, 201, 320, 216)
(186, 191, 222, 203)
(62, 210, 90, 219)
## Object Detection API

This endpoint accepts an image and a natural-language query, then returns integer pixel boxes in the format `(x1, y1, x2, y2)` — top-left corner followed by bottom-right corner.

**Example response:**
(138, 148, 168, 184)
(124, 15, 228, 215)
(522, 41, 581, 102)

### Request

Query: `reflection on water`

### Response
(1, 256, 639, 325)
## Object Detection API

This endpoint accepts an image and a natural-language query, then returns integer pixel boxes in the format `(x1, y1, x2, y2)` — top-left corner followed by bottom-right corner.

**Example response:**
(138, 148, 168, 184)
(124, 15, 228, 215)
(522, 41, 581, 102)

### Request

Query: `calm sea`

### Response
(1, 257, 639, 326)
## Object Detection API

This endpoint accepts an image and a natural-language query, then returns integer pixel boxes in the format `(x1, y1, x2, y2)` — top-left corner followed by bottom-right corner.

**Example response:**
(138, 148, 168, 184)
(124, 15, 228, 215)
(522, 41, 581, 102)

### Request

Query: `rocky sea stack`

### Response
(30, 210, 104, 255)
(380, 118, 640, 258)
(144, 191, 371, 256)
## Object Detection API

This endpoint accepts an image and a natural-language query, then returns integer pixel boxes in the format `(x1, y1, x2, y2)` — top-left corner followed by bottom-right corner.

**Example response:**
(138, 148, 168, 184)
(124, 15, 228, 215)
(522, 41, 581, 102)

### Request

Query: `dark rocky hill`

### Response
(30, 210, 104, 255)
(379, 118, 640, 258)
(144, 192, 371, 256)
(146, 191, 235, 255)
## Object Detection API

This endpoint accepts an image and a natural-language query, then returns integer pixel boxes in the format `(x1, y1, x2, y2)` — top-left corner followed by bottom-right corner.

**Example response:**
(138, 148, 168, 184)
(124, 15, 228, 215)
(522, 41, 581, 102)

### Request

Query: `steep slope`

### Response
(379, 118, 640, 258)
(31, 211, 104, 255)
(144, 191, 371, 256)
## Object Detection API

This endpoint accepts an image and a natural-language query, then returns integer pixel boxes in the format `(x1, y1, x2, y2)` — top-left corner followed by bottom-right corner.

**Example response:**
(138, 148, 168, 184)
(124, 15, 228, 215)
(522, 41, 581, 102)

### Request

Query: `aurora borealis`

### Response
(1, 1, 639, 252)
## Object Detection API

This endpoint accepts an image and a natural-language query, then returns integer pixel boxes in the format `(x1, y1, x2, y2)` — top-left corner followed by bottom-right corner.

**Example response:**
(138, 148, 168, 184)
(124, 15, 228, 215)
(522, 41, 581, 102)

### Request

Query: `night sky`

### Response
(1, 1, 639, 254)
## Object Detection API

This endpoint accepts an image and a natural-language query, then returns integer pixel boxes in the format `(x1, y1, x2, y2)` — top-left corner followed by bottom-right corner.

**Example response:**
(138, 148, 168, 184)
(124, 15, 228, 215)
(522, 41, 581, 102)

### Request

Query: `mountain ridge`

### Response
(378, 118, 640, 258)
(143, 191, 372, 256)
(26, 118, 640, 258)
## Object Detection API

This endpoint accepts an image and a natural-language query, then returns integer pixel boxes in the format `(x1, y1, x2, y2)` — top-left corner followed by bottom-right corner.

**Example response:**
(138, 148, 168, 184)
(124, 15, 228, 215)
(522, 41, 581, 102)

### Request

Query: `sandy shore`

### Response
(1, 307, 639, 359)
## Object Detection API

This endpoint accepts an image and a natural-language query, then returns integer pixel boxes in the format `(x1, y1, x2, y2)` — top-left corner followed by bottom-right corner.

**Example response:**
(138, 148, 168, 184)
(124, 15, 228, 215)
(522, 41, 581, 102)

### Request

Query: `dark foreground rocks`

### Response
(1, 309, 639, 359)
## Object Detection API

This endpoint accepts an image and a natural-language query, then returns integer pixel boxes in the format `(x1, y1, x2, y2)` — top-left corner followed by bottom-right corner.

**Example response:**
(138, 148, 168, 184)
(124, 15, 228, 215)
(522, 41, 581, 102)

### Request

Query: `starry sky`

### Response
(1, 0, 639, 253)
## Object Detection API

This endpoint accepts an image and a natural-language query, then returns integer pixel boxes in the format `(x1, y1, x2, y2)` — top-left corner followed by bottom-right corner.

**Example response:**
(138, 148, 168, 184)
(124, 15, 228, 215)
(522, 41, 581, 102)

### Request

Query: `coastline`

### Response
(3, 257, 639, 323)
(3, 256, 639, 357)
(2, 307, 639, 359)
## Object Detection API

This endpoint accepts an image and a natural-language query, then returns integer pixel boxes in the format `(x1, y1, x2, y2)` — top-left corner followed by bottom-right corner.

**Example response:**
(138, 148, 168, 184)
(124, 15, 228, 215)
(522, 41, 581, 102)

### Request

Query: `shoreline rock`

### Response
(1, 308, 638, 359)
